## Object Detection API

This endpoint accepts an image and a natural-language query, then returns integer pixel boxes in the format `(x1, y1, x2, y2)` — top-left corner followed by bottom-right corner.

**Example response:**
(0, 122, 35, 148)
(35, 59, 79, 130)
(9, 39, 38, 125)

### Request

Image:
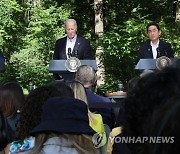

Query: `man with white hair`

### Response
(53, 19, 92, 60)
(53, 19, 93, 80)
(75, 65, 115, 129)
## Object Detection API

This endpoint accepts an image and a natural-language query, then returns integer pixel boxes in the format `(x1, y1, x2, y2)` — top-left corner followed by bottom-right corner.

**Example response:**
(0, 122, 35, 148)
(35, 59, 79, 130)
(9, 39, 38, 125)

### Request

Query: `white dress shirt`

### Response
(151, 40, 159, 59)
(66, 34, 77, 58)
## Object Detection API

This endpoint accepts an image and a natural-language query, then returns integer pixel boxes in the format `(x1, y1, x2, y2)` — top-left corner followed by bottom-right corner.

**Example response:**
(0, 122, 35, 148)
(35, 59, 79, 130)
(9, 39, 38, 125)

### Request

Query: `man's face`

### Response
(147, 25, 161, 42)
(65, 22, 77, 39)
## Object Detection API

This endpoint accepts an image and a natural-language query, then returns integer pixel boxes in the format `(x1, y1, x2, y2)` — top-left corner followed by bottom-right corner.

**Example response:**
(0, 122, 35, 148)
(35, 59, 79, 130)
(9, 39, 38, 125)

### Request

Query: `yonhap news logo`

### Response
(92, 124, 111, 148)
(109, 136, 175, 144)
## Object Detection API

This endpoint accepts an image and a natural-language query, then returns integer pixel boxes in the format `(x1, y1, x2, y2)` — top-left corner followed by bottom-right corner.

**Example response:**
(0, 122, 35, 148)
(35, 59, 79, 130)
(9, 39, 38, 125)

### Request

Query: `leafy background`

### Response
(0, 0, 179, 93)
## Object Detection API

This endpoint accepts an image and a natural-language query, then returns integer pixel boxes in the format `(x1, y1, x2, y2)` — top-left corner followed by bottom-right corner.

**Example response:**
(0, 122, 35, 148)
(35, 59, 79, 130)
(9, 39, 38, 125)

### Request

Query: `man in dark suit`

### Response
(137, 22, 174, 63)
(75, 65, 116, 130)
(53, 19, 93, 60)
(53, 19, 93, 80)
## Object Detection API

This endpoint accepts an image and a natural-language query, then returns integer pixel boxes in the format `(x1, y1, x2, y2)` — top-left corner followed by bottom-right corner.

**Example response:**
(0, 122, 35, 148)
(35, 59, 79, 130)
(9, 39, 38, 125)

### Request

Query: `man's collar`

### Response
(150, 39, 159, 47)
(67, 34, 77, 42)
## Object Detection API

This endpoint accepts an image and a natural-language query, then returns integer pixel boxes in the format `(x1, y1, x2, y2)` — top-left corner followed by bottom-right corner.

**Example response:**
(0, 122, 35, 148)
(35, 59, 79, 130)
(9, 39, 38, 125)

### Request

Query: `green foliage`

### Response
(98, 15, 148, 93)
(158, 21, 180, 57)
(57, 0, 94, 38)
(98, 7, 180, 93)
(13, 4, 72, 87)
(0, 0, 179, 91)
(0, 0, 23, 60)
(10, 49, 51, 87)
(0, 1, 73, 87)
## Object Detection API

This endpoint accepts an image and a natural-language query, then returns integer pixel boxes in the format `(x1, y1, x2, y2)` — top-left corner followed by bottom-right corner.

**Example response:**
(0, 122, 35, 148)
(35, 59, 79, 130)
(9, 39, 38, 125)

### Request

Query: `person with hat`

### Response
(29, 96, 99, 154)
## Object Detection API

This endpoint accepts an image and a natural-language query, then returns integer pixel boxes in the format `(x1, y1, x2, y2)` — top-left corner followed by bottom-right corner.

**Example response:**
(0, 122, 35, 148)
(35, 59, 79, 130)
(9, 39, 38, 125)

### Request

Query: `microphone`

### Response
(74, 50, 78, 58)
(68, 48, 72, 58)
(72, 50, 78, 57)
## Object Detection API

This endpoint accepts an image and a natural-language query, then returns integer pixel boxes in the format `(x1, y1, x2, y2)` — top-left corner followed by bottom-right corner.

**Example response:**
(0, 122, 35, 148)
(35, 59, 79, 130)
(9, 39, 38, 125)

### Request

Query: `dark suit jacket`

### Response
(85, 88, 115, 129)
(0, 52, 4, 63)
(0, 52, 5, 73)
(53, 36, 93, 80)
(137, 40, 174, 62)
(53, 35, 93, 60)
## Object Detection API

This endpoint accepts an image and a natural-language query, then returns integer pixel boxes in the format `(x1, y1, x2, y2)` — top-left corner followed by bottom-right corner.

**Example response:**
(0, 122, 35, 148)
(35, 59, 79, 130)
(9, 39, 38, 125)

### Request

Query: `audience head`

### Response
(0, 82, 24, 117)
(139, 69, 154, 78)
(146, 22, 161, 43)
(48, 80, 74, 98)
(147, 96, 180, 154)
(126, 77, 139, 95)
(123, 67, 180, 154)
(75, 65, 97, 89)
(65, 19, 77, 40)
(18, 85, 69, 141)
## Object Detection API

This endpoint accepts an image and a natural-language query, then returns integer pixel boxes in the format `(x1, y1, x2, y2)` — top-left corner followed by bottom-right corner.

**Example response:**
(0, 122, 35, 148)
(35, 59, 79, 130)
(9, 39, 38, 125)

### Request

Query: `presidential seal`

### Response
(156, 56, 172, 70)
(65, 57, 81, 72)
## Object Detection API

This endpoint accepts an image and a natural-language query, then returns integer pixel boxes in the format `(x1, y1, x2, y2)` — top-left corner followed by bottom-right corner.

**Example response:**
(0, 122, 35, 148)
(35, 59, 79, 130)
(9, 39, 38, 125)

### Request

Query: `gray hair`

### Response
(75, 65, 96, 88)
(65, 19, 77, 29)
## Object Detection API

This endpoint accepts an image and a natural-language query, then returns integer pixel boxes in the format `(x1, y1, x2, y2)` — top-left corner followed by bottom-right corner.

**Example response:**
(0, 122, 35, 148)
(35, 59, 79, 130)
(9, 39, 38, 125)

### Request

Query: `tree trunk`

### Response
(94, 0, 104, 86)
(176, 1, 180, 22)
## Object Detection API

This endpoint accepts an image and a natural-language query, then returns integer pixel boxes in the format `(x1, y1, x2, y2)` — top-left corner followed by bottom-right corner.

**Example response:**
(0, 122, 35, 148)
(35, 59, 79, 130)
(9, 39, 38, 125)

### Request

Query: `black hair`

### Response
(48, 81, 74, 98)
(18, 85, 72, 142)
(123, 67, 180, 154)
(146, 22, 160, 32)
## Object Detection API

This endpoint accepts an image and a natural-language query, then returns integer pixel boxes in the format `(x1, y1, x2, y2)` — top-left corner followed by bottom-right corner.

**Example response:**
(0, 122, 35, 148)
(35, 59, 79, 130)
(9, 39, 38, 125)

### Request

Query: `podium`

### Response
(48, 60, 97, 81)
(135, 58, 180, 71)
(0, 61, 5, 73)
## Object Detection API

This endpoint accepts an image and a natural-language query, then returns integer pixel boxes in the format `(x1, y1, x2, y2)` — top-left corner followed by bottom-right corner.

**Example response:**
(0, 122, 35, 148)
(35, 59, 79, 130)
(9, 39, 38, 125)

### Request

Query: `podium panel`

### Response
(135, 58, 180, 71)
(48, 60, 97, 73)
(48, 60, 97, 81)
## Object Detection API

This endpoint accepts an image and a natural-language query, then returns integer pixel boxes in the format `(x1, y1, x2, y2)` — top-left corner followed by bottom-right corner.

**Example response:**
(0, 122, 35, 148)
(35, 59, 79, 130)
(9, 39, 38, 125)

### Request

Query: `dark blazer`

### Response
(0, 52, 4, 63)
(53, 35, 93, 60)
(137, 40, 174, 62)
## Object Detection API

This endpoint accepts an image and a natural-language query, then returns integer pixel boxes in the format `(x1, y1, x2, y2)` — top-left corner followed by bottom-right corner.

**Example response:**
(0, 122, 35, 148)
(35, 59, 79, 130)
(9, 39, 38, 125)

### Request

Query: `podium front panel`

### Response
(135, 58, 180, 71)
(135, 59, 156, 70)
(48, 60, 97, 73)
(49, 60, 66, 73)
